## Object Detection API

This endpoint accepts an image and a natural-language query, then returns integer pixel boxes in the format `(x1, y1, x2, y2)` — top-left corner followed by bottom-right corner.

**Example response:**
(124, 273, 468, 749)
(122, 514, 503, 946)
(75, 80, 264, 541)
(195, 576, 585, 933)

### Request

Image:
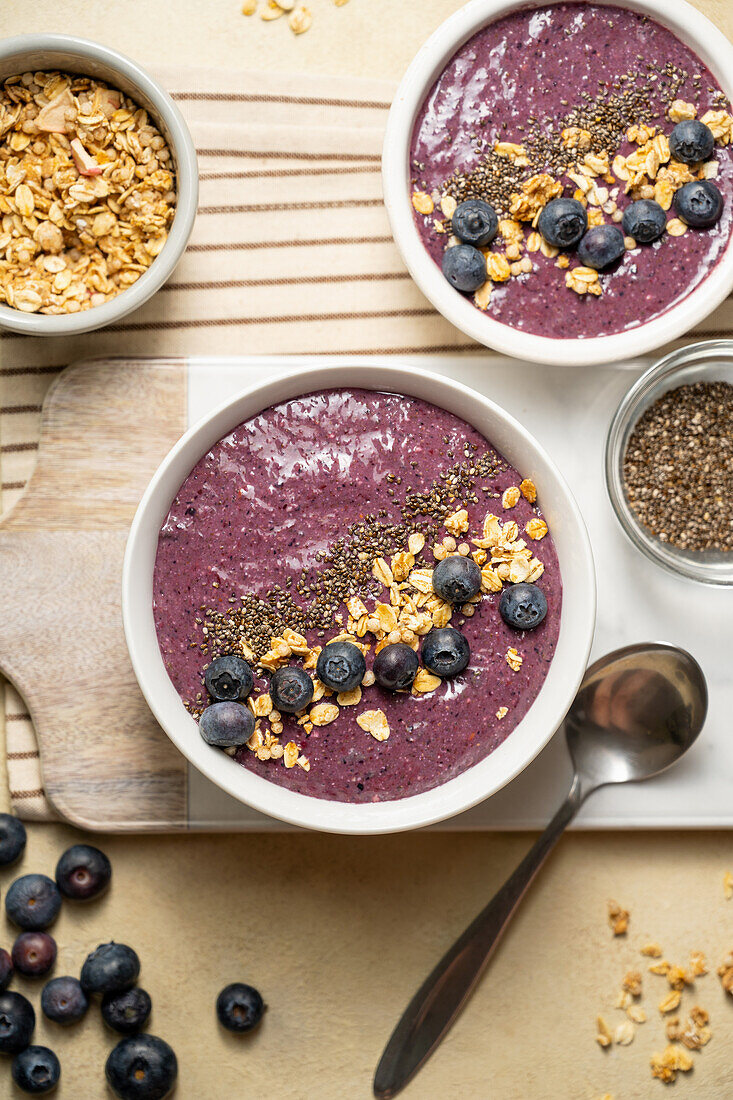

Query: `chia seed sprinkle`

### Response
(623, 381, 733, 552)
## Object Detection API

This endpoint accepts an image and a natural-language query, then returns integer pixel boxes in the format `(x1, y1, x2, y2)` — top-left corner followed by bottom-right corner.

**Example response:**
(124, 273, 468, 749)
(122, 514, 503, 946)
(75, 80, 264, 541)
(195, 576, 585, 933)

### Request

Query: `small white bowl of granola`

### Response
(0, 34, 198, 335)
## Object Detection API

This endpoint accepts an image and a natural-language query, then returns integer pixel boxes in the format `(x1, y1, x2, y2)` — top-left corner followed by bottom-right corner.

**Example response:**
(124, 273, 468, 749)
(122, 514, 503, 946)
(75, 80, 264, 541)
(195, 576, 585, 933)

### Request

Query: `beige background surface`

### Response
(2, 1, 733, 1098)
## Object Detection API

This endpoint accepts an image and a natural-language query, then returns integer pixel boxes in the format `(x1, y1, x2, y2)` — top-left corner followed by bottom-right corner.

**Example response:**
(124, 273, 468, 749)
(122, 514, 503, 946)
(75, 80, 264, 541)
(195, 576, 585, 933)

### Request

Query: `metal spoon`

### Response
(373, 642, 707, 1099)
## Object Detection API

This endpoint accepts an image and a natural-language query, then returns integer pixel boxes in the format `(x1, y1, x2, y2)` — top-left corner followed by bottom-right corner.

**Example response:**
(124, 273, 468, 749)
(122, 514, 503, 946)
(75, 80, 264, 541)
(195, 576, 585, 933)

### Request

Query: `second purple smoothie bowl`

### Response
(122, 363, 595, 834)
(382, 0, 733, 366)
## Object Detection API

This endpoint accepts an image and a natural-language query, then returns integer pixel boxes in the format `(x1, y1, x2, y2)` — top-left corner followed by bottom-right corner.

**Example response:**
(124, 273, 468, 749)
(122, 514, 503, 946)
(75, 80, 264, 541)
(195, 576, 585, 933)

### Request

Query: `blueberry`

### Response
(0, 990, 35, 1054)
(316, 641, 366, 693)
(102, 988, 152, 1035)
(6, 875, 61, 931)
(199, 702, 254, 748)
(537, 197, 588, 248)
(373, 644, 419, 692)
(11, 1045, 60, 1094)
(499, 582, 548, 631)
(81, 943, 140, 995)
(451, 199, 498, 247)
(0, 814, 26, 866)
(55, 844, 111, 901)
(216, 983, 265, 1033)
(442, 244, 487, 293)
(421, 628, 470, 678)
(12, 933, 56, 979)
(0, 949, 13, 991)
(622, 199, 667, 244)
(269, 667, 314, 715)
(41, 977, 88, 1026)
(432, 555, 482, 604)
(204, 654, 253, 702)
(577, 225, 626, 269)
(673, 180, 723, 228)
(105, 1035, 177, 1100)
(669, 119, 715, 165)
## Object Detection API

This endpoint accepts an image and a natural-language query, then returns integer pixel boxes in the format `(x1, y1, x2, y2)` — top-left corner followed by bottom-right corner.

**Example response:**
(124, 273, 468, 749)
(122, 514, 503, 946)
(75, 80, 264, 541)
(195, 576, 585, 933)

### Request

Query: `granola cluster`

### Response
(216, 480, 546, 775)
(0, 71, 176, 315)
(412, 99, 733, 307)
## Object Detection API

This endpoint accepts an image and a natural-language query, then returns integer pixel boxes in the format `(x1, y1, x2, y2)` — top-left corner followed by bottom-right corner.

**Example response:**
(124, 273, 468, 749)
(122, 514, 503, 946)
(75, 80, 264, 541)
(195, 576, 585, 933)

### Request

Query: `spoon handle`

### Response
(373, 774, 585, 1100)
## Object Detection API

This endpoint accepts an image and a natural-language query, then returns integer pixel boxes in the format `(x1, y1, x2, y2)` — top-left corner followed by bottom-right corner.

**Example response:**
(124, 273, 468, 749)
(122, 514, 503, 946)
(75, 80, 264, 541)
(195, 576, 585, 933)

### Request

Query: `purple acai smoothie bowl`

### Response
(409, 2, 733, 339)
(153, 389, 562, 804)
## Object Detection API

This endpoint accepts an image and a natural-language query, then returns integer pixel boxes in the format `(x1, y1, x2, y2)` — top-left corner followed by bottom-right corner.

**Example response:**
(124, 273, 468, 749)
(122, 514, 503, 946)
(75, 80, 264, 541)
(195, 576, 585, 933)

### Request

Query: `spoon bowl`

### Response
(374, 642, 708, 1100)
(567, 642, 708, 792)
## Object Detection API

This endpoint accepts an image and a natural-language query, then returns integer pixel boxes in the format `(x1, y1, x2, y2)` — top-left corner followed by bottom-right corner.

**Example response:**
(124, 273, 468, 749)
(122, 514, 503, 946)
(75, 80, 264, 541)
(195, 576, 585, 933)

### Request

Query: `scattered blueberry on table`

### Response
(105, 1034, 177, 1100)
(622, 199, 667, 244)
(12, 933, 57, 979)
(6, 875, 61, 931)
(0, 814, 27, 866)
(373, 643, 420, 692)
(204, 654, 254, 702)
(421, 628, 470, 678)
(538, 197, 588, 249)
(41, 977, 89, 1026)
(81, 943, 140, 996)
(432, 555, 482, 605)
(0, 990, 36, 1054)
(216, 982, 266, 1033)
(199, 701, 255, 747)
(55, 844, 112, 901)
(270, 666, 314, 714)
(11, 1044, 60, 1095)
(102, 988, 152, 1035)
(499, 583, 548, 631)
(0, 949, 13, 991)
(316, 641, 366, 693)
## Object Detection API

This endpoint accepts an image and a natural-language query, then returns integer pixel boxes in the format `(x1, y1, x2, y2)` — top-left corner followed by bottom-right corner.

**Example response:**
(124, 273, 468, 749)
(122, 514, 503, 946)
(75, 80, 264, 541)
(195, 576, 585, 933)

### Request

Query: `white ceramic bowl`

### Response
(0, 34, 198, 336)
(382, 0, 733, 367)
(123, 363, 596, 833)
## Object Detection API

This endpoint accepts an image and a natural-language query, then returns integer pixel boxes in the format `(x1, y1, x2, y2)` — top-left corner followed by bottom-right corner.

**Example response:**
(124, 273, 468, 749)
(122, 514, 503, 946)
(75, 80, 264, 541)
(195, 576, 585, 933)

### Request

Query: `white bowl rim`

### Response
(382, 0, 733, 367)
(123, 361, 596, 834)
(0, 33, 198, 336)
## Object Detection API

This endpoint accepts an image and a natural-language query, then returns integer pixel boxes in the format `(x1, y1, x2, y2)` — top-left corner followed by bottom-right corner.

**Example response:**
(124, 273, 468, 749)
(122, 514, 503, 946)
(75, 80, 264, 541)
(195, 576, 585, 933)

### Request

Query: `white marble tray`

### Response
(183, 354, 730, 830)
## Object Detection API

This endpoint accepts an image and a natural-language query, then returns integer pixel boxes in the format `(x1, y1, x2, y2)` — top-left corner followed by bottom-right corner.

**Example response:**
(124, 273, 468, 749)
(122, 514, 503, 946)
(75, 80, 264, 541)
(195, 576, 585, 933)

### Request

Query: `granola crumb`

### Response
(607, 900, 629, 936)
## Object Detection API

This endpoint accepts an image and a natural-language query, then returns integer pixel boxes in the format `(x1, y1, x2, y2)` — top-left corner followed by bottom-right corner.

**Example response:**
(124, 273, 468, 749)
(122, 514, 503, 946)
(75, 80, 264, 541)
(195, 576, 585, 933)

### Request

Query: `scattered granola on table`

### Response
(0, 71, 176, 315)
(608, 899, 630, 936)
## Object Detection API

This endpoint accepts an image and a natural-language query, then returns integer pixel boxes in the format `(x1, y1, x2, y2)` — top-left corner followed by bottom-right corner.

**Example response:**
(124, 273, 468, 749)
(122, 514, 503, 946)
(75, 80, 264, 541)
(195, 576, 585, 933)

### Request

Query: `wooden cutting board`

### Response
(0, 357, 189, 830)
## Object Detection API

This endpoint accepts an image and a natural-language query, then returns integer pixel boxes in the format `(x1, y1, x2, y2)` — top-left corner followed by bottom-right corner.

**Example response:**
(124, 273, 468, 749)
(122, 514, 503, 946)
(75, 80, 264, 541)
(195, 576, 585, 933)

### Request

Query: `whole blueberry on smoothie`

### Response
(153, 390, 562, 803)
(409, 3, 733, 338)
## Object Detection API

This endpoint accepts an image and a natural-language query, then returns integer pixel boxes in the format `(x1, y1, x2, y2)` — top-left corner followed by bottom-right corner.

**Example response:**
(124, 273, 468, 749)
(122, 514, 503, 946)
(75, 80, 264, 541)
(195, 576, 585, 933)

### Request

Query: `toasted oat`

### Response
(297, 754, 310, 770)
(408, 568, 434, 595)
(361, 670, 375, 688)
(566, 265, 602, 296)
(251, 694, 274, 718)
(659, 990, 682, 1014)
(608, 900, 629, 936)
(501, 486, 521, 509)
(487, 253, 512, 282)
(283, 741, 300, 768)
(444, 509, 469, 536)
(525, 518, 548, 541)
(614, 1020, 634, 1046)
(505, 647, 523, 672)
(519, 479, 537, 503)
(356, 708, 390, 741)
(666, 218, 688, 236)
(494, 141, 529, 165)
(337, 688, 362, 707)
(669, 100, 697, 122)
(309, 703, 339, 726)
(641, 942, 663, 958)
(700, 109, 733, 144)
(408, 532, 426, 556)
(595, 1015, 612, 1048)
(622, 971, 642, 997)
(717, 951, 733, 993)
(561, 126, 592, 150)
(627, 1004, 647, 1024)
(651, 1044, 694, 1083)
(262, 0, 285, 19)
(649, 959, 671, 975)
(473, 281, 492, 310)
(496, 706, 508, 720)
(373, 556, 394, 586)
(440, 193, 457, 219)
(412, 669, 440, 694)
(412, 190, 434, 215)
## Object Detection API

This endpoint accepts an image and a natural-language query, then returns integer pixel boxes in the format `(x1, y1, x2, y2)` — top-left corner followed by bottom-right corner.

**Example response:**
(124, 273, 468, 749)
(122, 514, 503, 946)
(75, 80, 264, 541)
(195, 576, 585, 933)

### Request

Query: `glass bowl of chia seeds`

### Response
(606, 340, 733, 585)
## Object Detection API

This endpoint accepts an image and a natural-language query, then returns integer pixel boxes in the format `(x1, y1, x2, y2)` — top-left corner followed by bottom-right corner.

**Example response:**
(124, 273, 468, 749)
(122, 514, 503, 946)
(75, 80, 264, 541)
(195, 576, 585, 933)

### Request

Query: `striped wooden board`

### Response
(0, 357, 189, 830)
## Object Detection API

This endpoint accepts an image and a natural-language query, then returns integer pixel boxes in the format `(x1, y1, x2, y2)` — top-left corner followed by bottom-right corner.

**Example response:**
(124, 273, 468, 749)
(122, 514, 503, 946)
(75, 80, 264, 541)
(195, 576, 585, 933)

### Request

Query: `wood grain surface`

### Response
(0, 358, 188, 829)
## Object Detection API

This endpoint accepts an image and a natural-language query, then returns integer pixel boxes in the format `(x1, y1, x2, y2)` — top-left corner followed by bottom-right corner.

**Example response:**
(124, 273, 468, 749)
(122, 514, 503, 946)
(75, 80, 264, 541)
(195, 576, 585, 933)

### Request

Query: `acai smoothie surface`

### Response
(153, 389, 561, 803)
(409, 2, 733, 338)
